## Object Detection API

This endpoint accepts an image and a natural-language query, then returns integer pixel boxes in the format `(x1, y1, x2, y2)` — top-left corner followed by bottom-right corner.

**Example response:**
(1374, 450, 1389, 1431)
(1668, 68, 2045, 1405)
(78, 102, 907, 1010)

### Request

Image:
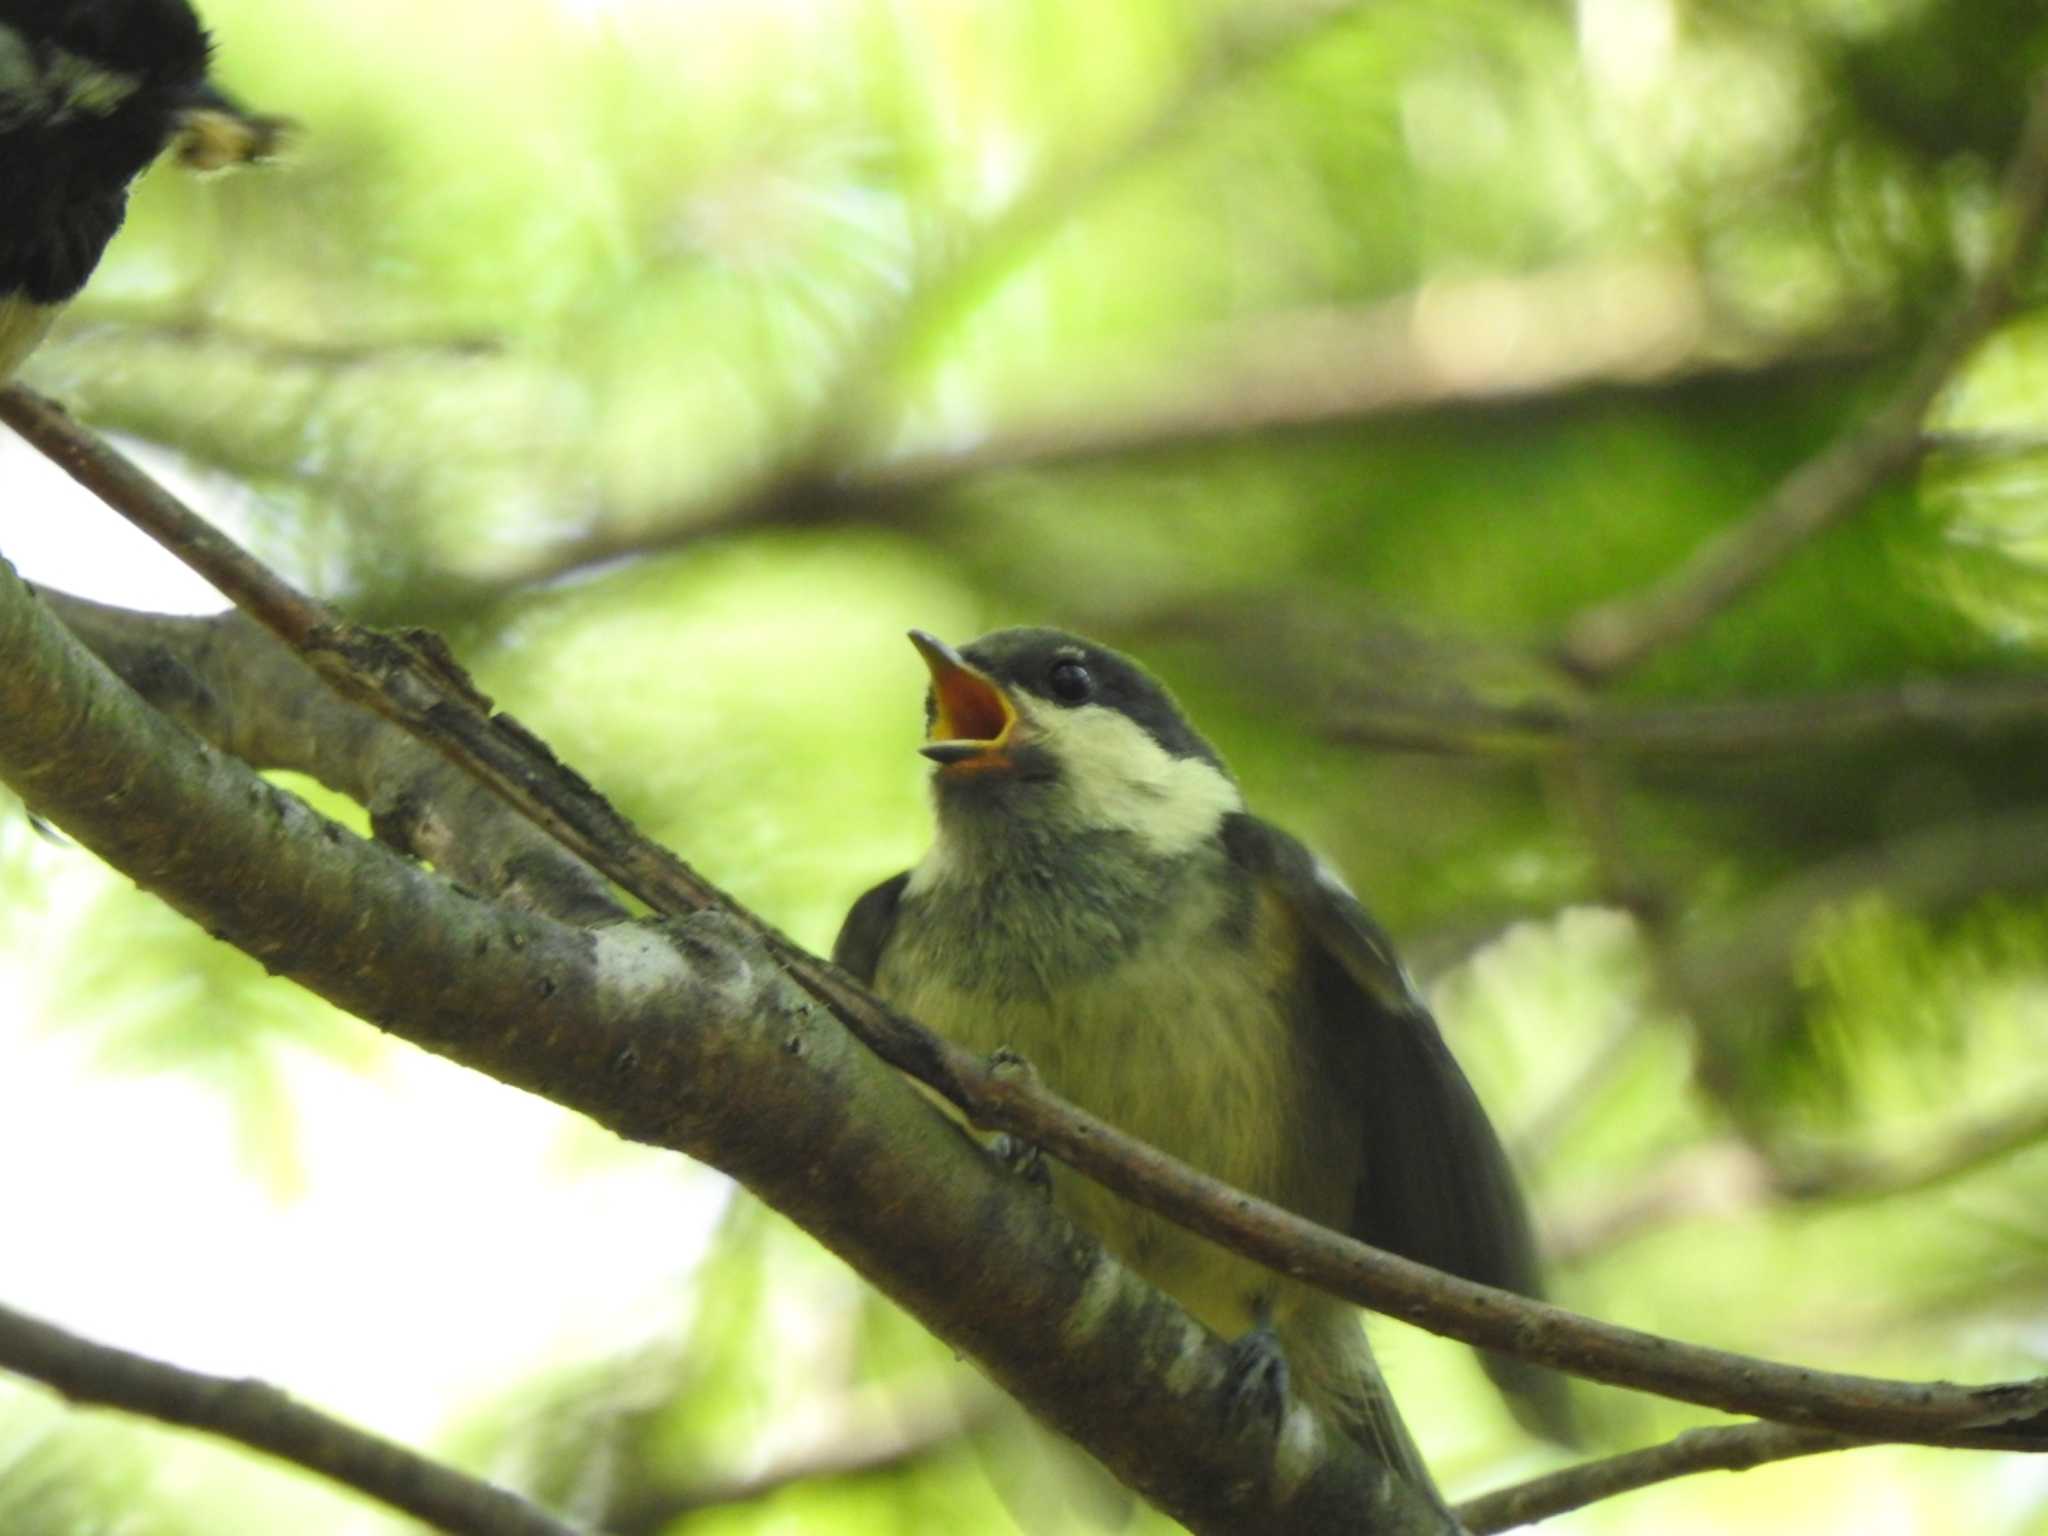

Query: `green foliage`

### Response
(0, 1408, 163, 1536)
(8, 0, 2048, 1530)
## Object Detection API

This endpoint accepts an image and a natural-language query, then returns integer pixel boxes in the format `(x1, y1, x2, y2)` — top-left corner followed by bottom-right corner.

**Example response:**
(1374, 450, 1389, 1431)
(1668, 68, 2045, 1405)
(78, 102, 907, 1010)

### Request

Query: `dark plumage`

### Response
(0, 0, 210, 303)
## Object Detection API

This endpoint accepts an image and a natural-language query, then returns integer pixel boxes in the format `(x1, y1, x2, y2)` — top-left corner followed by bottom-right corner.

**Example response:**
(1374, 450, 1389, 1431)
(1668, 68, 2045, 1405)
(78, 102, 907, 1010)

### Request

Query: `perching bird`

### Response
(0, 0, 284, 381)
(835, 627, 1567, 1499)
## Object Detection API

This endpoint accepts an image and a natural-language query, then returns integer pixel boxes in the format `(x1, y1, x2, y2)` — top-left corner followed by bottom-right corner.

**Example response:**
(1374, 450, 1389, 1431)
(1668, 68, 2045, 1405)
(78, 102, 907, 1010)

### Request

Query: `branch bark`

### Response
(1549, 1097, 2048, 1268)
(0, 553, 1448, 1534)
(0, 1303, 590, 1536)
(1324, 674, 2048, 760)
(1457, 1421, 1862, 1534)
(39, 590, 622, 924)
(425, 271, 1887, 608)
(9, 400, 2048, 1453)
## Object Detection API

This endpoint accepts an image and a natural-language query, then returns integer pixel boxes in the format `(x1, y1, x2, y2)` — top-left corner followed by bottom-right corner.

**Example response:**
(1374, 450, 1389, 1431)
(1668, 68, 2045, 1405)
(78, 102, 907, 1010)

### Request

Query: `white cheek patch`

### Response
(1032, 704, 1242, 857)
(45, 47, 142, 119)
(0, 26, 37, 125)
(0, 29, 142, 129)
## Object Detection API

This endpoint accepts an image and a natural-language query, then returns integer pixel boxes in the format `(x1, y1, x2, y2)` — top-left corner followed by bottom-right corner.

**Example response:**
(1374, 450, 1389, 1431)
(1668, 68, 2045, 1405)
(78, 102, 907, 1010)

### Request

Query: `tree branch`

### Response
(0, 552, 1448, 1534)
(38, 590, 622, 924)
(1133, 595, 2048, 762)
(836, 258, 1874, 485)
(1774, 1099, 2048, 1203)
(1550, 1096, 2048, 1267)
(1557, 73, 2048, 683)
(55, 311, 505, 369)
(0, 1301, 590, 1536)
(1324, 674, 2048, 759)
(8, 399, 2048, 1453)
(1456, 1422, 1863, 1534)
(1685, 805, 2048, 1000)
(446, 271, 1887, 607)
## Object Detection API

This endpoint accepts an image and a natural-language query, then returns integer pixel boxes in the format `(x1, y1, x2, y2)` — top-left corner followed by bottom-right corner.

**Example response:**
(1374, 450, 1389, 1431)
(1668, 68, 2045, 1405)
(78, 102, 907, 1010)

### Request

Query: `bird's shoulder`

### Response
(832, 870, 909, 984)
(1216, 811, 1422, 1020)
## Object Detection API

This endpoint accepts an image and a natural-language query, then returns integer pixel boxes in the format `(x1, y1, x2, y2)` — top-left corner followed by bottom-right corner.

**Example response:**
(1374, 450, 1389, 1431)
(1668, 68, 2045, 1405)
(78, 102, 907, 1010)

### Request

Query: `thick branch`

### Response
(7, 405, 2048, 1452)
(1557, 75, 2048, 682)
(39, 590, 621, 924)
(0, 1303, 586, 1536)
(0, 554, 1446, 1534)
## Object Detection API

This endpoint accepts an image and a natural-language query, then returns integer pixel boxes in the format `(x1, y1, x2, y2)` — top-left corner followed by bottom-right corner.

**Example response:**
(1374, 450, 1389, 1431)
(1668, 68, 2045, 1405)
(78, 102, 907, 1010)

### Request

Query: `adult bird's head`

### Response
(0, 0, 283, 378)
(908, 627, 1243, 858)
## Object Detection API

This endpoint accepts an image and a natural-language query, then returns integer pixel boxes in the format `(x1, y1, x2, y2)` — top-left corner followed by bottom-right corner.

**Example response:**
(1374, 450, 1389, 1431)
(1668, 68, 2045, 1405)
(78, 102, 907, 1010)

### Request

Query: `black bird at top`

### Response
(0, 0, 277, 380)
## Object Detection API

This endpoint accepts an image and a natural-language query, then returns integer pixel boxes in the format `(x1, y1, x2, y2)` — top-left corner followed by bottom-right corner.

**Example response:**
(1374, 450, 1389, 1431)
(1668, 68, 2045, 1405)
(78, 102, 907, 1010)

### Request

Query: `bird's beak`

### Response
(909, 630, 1018, 771)
(171, 84, 292, 171)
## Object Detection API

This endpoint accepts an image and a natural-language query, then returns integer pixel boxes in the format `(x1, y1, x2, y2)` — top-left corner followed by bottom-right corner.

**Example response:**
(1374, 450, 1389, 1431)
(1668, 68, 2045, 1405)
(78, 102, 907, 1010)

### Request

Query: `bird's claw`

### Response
(1222, 1321, 1291, 1436)
(988, 1132, 1052, 1196)
(987, 1046, 1041, 1086)
(982, 1051, 1052, 1192)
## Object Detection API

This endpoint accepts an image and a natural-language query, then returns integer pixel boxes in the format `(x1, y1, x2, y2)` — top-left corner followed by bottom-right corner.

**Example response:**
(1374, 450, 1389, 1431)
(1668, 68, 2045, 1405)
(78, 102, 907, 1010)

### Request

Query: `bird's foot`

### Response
(987, 1132, 1052, 1196)
(1221, 1319, 1291, 1436)
(987, 1045, 1040, 1086)
(982, 1050, 1053, 1193)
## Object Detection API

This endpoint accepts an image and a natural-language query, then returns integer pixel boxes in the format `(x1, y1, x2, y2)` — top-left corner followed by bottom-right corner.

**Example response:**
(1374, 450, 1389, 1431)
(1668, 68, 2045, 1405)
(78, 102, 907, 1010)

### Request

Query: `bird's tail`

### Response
(1285, 1302, 1456, 1522)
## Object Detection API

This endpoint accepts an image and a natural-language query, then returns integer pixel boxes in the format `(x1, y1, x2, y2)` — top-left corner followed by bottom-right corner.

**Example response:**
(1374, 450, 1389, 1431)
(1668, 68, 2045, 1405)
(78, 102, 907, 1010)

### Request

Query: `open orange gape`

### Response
(909, 630, 1019, 770)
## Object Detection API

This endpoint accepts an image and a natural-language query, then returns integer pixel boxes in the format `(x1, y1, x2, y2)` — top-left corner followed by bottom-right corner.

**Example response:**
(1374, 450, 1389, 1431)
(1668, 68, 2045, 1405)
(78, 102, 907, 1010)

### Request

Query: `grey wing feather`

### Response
(833, 871, 909, 984)
(1222, 814, 1573, 1444)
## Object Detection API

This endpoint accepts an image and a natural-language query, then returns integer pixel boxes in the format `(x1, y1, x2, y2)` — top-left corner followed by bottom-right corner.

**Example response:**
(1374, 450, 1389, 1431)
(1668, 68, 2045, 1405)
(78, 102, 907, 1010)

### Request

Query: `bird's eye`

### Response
(1047, 659, 1093, 705)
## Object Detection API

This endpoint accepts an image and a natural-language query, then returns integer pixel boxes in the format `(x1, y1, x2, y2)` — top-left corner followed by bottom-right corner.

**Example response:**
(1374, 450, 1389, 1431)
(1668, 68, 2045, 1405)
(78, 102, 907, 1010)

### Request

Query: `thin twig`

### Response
(1685, 804, 2048, 999)
(1557, 75, 2048, 683)
(1552, 1100, 2048, 1265)
(54, 312, 504, 369)
(456, 274, 1883, 606)
(835, 260, 1872, 480)
(0, 1302, 591, 1536)
(1456, 1422, 1863, 1534)
(10, 388, 2048, 1448)
(1775, 1099, 2048, 1203)
(1324, 674, 2048, 759)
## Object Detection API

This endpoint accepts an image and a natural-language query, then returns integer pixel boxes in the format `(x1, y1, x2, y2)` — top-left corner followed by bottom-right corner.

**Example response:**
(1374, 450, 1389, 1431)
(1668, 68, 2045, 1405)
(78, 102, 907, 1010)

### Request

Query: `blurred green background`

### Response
(5, 0, 2048, 1530)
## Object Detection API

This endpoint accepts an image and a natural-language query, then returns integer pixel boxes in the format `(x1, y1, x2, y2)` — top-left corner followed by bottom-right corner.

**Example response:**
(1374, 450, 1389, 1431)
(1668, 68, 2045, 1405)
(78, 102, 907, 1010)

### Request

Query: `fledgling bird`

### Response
(0, 0, 282, 381)
(836, 628, 1568, 1499)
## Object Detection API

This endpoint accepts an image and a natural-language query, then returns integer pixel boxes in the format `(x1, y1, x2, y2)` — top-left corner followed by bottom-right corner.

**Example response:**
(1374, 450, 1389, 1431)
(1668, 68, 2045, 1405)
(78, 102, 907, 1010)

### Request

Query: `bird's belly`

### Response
(880, 938, 1341, 1335)
(0, 297, 56, 382)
